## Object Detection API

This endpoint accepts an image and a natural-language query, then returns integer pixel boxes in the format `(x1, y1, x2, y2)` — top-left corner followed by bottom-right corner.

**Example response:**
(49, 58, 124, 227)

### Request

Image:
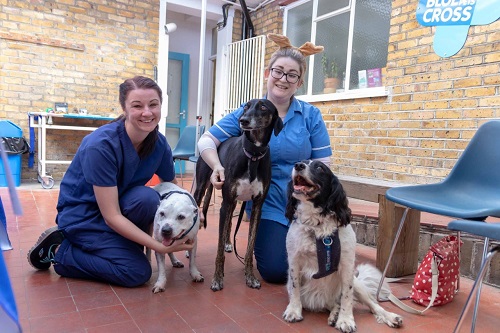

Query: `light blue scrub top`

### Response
(209, 97, 332, 226)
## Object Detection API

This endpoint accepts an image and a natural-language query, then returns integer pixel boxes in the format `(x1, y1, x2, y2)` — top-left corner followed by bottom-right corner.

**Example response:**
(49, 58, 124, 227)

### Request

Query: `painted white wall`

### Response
(213, 7, 235, 124)
(157, 0, 169, 136)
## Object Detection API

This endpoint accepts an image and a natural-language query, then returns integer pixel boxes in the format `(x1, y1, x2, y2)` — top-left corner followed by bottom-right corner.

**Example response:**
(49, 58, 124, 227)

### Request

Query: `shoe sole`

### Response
(27, 226, 62, 270)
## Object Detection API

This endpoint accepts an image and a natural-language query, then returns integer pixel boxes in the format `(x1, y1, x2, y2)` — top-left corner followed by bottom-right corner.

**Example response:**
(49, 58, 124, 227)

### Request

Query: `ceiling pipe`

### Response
(238, 0, 255, 38)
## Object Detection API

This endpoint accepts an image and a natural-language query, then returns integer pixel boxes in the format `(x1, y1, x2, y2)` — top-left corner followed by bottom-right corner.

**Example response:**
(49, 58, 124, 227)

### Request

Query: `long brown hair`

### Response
(116, 76, 163, 158)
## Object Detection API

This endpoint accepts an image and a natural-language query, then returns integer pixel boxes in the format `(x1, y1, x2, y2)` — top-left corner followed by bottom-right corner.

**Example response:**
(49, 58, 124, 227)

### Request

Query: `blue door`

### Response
(166, 52, 190, 173)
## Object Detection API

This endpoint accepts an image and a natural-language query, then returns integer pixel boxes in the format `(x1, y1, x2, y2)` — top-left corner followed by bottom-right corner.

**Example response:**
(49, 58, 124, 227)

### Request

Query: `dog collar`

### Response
(242, 135, 268, 161)
(312, 229, 341, 279)
(159, 190, 198, 240)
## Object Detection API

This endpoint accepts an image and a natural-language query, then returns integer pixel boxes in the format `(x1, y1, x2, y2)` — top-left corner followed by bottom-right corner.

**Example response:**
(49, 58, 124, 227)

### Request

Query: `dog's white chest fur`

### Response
(235, 178, 263, 201)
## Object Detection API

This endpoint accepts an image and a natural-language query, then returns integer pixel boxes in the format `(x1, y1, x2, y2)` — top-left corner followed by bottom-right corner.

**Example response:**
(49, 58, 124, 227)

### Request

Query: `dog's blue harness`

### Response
(159, 190, 199, 240)
(312, 229, 341, 279)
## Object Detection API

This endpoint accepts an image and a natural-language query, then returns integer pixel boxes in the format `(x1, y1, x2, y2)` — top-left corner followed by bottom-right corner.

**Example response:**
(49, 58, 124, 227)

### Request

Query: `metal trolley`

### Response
(28, 112, 114, 189)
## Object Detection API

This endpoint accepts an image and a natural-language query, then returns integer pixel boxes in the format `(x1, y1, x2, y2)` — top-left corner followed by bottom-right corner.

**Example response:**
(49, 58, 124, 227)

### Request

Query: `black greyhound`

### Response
(193, 98, 283, 291)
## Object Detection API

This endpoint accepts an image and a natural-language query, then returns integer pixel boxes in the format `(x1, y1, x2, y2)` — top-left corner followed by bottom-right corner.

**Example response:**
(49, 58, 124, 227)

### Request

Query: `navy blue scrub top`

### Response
(55, 119, 175, 237)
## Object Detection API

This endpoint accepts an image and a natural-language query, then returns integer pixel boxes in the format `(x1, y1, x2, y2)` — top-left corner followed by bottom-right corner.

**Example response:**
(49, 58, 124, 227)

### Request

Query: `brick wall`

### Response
(250, 0, 500, 185)
(1, 0, 159, 181)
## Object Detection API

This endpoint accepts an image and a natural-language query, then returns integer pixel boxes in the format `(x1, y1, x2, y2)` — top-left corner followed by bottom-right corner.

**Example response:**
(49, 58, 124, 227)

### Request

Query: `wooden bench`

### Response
(338, 175, 421, 278)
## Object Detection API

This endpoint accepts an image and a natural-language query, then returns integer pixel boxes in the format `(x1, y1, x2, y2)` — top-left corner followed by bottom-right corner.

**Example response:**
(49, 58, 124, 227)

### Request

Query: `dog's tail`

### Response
(355, 263, 392, 301)
(200, 184, 213, 229)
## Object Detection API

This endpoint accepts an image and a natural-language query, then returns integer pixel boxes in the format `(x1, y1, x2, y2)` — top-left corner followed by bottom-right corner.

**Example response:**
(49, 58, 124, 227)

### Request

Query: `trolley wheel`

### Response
(40, 176, 55, 189)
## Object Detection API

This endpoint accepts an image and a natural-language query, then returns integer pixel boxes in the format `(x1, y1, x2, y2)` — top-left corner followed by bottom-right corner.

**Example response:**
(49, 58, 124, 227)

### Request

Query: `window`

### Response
(284, 0, 391, 99)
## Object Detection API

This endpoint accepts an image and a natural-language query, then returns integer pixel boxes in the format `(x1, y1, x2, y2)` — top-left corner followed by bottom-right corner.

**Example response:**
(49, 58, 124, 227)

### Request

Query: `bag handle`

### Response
(388, 254, 439, 315)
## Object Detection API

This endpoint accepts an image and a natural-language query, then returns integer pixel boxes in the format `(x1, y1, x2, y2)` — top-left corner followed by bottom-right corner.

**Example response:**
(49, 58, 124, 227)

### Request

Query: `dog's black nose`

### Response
(161, 225, 173, 237)
(239, 118, 250, 127)
(294, 162, 306, 171)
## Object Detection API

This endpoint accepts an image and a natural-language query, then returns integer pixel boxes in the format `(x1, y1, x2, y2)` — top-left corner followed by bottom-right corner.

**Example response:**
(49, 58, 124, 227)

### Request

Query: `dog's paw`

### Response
(327, 311, 339, 327)
(283, 304, 303, 323)
(245, 275, 261, 289)
(333, 314, 356, 333)
(191, 270, 204, 283)
(375, 312, 403, 328)
(210, 278, 223, 291)
(172, 260, 184, 268)
(224, 243, 233, 252)
(152, 283, 166, 293)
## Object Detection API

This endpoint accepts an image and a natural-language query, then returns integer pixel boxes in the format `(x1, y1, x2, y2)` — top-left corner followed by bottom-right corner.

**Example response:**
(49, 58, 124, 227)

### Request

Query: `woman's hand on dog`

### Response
(210, 165, 225, 189)
(198, 142, 225, 189)
(158, 238, 196, 254)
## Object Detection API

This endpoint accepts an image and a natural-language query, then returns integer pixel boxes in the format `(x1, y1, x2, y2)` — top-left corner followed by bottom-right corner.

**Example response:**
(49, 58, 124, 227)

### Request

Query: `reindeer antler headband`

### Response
(267, 33, 324, 56)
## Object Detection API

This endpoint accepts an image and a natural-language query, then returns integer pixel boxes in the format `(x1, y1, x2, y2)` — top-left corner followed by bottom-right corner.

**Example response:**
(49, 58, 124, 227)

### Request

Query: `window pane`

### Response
(318, 0, 350, 16)
(313, 12, 350, 95)
(286, 1, 313, 96)
(284, 0, 391, 95)
(350, 0, 391, 89)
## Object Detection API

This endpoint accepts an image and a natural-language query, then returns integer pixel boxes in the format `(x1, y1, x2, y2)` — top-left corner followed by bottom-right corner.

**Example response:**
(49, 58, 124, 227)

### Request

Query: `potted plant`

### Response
(322, 54, 340, 93)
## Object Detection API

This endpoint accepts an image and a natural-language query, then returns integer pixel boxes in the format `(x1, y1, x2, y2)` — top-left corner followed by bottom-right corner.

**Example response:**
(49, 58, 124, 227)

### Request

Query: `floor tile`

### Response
(85, 321, 141, 333)
(79, 305, 132, 328)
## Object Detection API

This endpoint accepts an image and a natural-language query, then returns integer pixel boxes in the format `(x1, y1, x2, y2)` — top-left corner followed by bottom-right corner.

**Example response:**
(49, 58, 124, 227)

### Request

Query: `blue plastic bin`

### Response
(0, 121, 23, 187)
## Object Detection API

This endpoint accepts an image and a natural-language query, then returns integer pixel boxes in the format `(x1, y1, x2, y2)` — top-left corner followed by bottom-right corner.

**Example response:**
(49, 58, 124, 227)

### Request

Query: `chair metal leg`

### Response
(176, 160, 184, 187)
(457, 231, 461, 293)
(470, 237, 490, 332)
(188, 159, 198, 194)
(377, 207, 409, 301)
(454, 244, 498, 333)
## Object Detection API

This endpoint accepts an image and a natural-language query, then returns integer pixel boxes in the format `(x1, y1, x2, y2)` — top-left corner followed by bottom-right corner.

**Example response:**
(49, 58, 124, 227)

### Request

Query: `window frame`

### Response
(283, 0, 390, 102)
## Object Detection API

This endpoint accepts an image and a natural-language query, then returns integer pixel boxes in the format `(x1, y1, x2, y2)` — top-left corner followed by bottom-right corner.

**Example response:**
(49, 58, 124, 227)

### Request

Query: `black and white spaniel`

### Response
(283, 160, 403, 332)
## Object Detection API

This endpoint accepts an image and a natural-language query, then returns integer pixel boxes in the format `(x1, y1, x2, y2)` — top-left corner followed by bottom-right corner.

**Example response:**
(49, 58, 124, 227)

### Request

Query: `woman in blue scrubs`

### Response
(27, 76, 194, 287)
(197, 34, 332, 284)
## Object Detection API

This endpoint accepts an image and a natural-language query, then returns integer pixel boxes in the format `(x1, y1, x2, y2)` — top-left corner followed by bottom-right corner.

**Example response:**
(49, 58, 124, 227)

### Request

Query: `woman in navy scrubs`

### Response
(28, 76, 194, 287)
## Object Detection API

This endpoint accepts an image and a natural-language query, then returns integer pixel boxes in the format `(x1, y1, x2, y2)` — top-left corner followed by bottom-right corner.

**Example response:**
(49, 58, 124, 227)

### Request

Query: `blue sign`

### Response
(416, 0, 500, 57)
(417, 0, 476, 26)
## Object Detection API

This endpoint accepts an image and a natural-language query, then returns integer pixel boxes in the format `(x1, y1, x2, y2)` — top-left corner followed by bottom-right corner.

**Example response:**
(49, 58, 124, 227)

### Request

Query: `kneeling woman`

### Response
(28, 76, 193, 287)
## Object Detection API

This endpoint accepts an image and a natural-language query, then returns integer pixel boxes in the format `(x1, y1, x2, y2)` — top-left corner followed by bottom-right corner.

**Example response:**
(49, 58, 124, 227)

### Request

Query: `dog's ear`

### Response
(326, 176, 351, 227)
(285, 180, 298, 222)
(273, 116, 284, 136)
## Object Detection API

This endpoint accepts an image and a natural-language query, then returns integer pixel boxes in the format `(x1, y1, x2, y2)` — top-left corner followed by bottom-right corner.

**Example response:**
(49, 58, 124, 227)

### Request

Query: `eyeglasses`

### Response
(270, 68, 301, 84)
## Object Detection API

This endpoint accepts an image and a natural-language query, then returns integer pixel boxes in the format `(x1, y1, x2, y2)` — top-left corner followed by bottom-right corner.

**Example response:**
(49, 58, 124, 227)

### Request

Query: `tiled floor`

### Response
(2, 177, 500, 333)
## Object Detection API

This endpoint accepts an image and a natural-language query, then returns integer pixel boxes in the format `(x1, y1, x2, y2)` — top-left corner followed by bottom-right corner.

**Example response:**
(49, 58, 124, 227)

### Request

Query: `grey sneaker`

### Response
(27, 226, 64, 270)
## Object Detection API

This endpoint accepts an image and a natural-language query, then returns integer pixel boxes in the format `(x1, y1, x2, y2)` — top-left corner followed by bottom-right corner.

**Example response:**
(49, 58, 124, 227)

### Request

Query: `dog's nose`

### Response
(294, 162, 306, 171)
(161, 225, 173, 237)
(239, 118, 250, 127)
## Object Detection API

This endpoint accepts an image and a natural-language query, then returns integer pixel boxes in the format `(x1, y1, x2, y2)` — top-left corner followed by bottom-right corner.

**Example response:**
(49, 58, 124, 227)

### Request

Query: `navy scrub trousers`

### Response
(54, 186, 159, 287)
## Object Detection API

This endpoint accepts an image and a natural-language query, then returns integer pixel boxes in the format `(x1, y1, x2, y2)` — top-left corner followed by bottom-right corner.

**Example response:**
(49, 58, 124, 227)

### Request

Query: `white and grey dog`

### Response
(283, 160, 403, 332)
(150, 182, 204, 293)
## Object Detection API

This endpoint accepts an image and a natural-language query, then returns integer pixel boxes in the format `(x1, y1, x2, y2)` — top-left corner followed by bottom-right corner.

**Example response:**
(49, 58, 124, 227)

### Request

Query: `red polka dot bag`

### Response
(411, 235, 461, 307)
(389, 235, 461, 315)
